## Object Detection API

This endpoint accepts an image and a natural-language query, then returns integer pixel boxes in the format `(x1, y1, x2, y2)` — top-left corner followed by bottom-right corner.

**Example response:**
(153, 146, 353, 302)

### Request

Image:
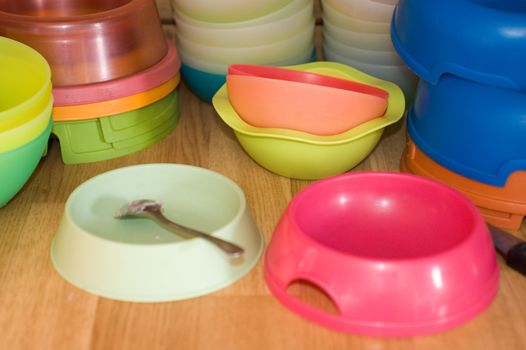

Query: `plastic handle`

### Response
(506, 243, 526, 277)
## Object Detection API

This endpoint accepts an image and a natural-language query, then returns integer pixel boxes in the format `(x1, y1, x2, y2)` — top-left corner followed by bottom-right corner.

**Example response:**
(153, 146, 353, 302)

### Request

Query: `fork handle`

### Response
(150, 210, 245, 258)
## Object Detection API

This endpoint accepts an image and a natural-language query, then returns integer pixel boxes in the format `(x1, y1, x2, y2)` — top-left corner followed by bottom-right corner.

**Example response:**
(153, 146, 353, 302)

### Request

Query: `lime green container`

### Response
(52, 91, 179, 164)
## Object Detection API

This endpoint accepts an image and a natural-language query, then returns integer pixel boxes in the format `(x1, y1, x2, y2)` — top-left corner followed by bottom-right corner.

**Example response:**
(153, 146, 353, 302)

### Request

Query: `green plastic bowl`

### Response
(52, 91, 179, 164)
(212, 62, 405, 179)
(51, 163, 264, 302)
(0, 37, 52, 131)
(0, 118, 52, 207)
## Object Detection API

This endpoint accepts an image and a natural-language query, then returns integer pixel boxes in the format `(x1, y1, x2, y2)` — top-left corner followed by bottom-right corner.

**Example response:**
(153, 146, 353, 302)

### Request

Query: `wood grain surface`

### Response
(0, 1, 525, 349)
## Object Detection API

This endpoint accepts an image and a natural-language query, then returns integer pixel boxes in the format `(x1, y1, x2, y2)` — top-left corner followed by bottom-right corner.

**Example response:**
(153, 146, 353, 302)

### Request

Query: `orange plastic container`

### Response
(52, 75, 180, 121)
(401, 135, 526, 230)
(226, 64, 388, 136)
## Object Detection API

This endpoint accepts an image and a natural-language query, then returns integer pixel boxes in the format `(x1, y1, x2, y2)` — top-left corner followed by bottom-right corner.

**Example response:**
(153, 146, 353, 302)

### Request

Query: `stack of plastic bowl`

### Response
(0, 0, 182, 164)
(321, 0, 418, 101)
(213, 61, 405, 180)
(393, 0, 526, 230)
(0, 36, 53, 207)
(171, 0, 316, 102)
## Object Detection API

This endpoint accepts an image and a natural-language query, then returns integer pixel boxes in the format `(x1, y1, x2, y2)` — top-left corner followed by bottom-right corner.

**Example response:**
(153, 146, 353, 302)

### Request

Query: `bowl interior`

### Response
(228, 64, 389, 99)
(0, 58, 42, 112)
(67, 164, 243, 245)
(0, 0, 132, 16)
(291, 173, 476, 259)
(0, 38, 50, 113)
(0, 98, 52, 151)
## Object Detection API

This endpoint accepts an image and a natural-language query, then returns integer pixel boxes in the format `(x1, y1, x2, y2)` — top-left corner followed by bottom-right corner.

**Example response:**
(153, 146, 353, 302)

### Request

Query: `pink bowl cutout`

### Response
(52, 39, 181, 106)
(226, 64, 389, 136)
(264, 172, 499, 336)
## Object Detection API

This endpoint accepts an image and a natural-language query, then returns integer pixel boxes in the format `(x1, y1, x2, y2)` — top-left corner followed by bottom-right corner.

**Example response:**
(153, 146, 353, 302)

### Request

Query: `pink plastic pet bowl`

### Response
(264, 172, 499, 336)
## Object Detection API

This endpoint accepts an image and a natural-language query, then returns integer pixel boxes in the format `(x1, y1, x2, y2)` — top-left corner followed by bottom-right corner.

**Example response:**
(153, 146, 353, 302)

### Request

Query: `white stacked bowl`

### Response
(321, 0, 417, 101)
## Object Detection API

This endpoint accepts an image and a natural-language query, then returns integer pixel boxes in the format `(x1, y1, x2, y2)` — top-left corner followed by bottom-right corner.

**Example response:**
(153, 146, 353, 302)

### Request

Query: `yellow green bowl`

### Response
(212, 61, 405, 179)
(0, 36, 52, 131)
(0, 97, 53, 152)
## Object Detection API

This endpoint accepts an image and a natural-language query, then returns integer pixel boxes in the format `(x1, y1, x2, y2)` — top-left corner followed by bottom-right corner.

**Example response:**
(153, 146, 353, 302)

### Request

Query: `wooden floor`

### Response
(1, 3, 526, 349)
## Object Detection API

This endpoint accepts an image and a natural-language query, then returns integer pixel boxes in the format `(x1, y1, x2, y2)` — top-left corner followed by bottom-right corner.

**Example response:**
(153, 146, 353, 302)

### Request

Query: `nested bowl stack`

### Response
(0, 0, 182, 164)
(393, 0, 526, 229)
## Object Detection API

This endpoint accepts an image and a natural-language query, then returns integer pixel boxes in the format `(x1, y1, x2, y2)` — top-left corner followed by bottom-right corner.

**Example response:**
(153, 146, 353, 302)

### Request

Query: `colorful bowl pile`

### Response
(213, 61, 404, 180)
(171, 0, 316, 102)
(0, 36, 53, 207)
(321, 0, 418, 102)
(393, 0, 526, 229)
(0, 0, 182, 164)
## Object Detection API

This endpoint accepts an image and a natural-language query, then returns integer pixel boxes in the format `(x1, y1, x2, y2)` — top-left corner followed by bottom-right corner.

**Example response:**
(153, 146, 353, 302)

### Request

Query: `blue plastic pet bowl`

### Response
(407, 74, 526, 187)
(392, 0, 526, 91)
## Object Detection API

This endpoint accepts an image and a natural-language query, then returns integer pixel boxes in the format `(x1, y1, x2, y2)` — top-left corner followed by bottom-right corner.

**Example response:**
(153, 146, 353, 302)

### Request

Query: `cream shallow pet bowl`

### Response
(50, 164, 264, 302)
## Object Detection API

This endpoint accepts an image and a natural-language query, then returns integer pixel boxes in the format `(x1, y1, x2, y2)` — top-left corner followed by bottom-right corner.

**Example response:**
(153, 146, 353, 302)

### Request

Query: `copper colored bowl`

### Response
(0, 0, 167, 87)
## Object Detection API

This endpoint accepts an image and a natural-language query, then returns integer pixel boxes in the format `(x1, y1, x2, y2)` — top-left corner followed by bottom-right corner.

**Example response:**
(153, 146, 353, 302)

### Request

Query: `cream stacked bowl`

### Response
(171, 0, 316, 102)
(321, 0, 417, 101)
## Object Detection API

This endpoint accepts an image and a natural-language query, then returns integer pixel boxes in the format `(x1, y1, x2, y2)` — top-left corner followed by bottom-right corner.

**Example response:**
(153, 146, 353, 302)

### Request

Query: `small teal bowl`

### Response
(181, 64, 226, 103)
(0, 118, 52, 207)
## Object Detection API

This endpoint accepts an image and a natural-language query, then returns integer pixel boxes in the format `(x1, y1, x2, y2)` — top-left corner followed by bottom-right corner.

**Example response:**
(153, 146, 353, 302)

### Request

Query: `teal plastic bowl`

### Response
(181, 64, 226, 103)
(0, 118, 52, 207)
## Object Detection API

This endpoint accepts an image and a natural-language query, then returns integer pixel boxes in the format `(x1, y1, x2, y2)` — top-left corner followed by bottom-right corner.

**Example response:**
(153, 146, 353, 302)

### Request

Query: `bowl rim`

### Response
(0, 117, 52, 155)
(0, 0, 150, 24)
(52, 74, 180, 121)
(52, 38, 180, 106)
(174, 0, 311, 34)
(283, 171, 487, 263)
(228, 64, 389, 99)
(0, 97, 53, 152)
(321, 0, 391, 33)
(172, 0, 305, 29)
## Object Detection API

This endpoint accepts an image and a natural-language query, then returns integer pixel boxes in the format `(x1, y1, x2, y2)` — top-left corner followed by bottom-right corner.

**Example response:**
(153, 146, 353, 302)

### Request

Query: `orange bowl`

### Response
(226, 64, 388, 136)
(401, 135, 526, 230)
(52, 75, 179, 121)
